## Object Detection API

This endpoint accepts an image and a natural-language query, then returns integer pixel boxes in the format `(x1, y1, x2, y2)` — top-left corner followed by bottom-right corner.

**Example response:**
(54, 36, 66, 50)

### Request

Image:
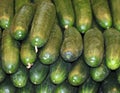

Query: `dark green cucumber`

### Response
(116, 68, 120, 84)
(1, 29, 19, 74)
(101, 72, 120, 93)
(0, 77, 16, 93)
(15, 0, 30, 13)
(104, 28, 120, 70)
(0, 0, 14, 29)
(20, 37, 37, 68)
(90, 60, 110, 82)
(78, 77, 100, 93)
(110, 0, 120, 31)
(35, 75, 55, 93)
(68, 57, 89, 86)
(29, 60, 49, 85)
(73, 0, 92, 33)
(10, 64, 28, 88)
(60, 27, 83, 62)
(91, 0, 112, 29)
(0, 65, 6, 83)
(11, 3, 35, 40)
(53, 0, 74, 29)
(39, 24, 62, 65)
(84, 27, 104, 67)
(29, 1, 56, 48)
(50, 57, 71, 84)
(17, 80, 34, 93)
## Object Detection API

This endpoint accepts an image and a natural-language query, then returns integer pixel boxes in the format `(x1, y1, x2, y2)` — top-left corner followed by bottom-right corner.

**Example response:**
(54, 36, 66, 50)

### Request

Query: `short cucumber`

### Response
(73, 0, 92, 33)
(84, 27, 104, 67)
(1, 29, 19, 74)
(50, 57, 71, 84)
(29, 60, 49, 85)
(104, 28, 120, 70)
(39, 24, 62, 64)
(68, 57, 89, 86)
(60, 27, 83, 62)
(53, 0, 75, 29)
(0, 0, 14, 29)
(29, 1, 56, 48)
(91, 0, 112, 29)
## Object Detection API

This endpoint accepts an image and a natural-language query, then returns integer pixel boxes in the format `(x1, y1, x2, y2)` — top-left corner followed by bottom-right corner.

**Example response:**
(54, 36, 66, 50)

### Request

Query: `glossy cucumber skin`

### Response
(73, 0, 92, 33)
(39, 24, 62, 65)
(60, 27, 83, 62)
(29, 1, 56, 48)
(1, 29, 19, 74)
(84, 27, 104, 67)
(53, 0, 74, 28)
(104, 28, 120, 70)
(91, 0, 112, 29)
(11, 3, 35, 40)
(0, 0, 14, 29)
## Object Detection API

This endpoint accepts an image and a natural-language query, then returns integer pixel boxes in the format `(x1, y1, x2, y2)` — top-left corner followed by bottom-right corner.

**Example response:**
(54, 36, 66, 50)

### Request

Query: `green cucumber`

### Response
(91, 0, 112, 29)
(104, 28, 120, 70)
(73, 0, 92, 33)
(0, 65, 6, 83)
(29, 60, 49, 85)
(10, 64, 28, 88)
(0, 0, 14, 29)
(78, 77, 100, 93)
(20, 37, 37, 68)
(84, 27, 104, 67)
(1, 29, 19, 74)
(29, 1, 56, 48)
(60, 27, 83, 62)
(68, 57, 89, 86)
(116, 68, 120, 84)
(10, 3, 35, 40)
(50, 57, 71, 84)
(53, 0, 75, 29)
(39, 24, 62, 65)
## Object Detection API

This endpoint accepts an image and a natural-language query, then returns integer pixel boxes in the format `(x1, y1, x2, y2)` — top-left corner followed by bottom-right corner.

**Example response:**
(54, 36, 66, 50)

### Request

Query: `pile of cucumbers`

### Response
(0, 0, 120, 93)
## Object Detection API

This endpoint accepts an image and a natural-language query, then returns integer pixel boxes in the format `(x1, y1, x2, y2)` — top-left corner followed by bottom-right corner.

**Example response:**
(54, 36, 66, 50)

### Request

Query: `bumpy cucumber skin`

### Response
(91, 0, 112, 29)
(11, 3, 35, 40)
(84, 27, 104, 67)
(29, 1, 56, 48)
(60, 27, 83, 62)
(104, 28, 120, 70)
(53, 0, 74, 28)
(39, 24, 62, 65)
(73, 0, 92, 33)
(1, 29, 19, 74)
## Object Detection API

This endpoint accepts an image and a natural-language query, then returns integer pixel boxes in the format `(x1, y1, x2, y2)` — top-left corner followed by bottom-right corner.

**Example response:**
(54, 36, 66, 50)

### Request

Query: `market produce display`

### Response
(0, 0, 120, 93)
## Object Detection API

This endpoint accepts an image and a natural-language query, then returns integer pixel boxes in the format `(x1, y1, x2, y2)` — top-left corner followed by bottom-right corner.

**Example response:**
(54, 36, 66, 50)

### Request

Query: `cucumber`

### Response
(0, 77, 16, 93)
(29, 1, 56, 48)
(29, 60, 49, 85)
(53, 0, 75, 29)
(60, 27, 83, 62)
(0, 0, 14, 29)
(101, 72, 120, 93)
(50, 57, 71, 84)
(78, 77, 100, 93)
(0, 65, 6, 83)
(10, 64, 28, 88)
(15, 0, 31, 13)
(39, 24, 62, 65)
(116, 68, 120, 84)
(35, 75, 55, 93)
(20, 37, 37, 68)
(104, 28, 120, 70)
(84, 27, 104, 67)
(73, 0, 92, 33)
(1, 29, 19, 74)
(90, 59, 110, 82)
(10, 3, 35, 40)
(91, 0, 112, 29)
(110, 0, 120, 31)
(68, 57, 89, 86)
